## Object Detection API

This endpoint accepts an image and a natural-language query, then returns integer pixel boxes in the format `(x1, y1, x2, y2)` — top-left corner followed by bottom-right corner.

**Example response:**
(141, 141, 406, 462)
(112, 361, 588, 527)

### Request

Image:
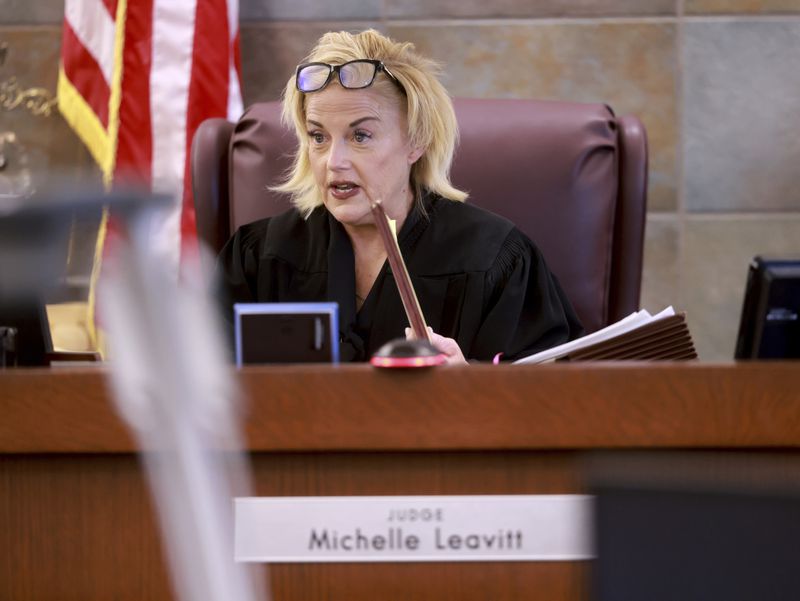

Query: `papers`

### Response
(513, 307, 684, 364)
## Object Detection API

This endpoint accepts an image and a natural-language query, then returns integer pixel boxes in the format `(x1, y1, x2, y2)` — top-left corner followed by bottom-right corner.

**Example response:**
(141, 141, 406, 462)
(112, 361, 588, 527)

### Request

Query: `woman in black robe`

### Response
(218, 29, 582, 363)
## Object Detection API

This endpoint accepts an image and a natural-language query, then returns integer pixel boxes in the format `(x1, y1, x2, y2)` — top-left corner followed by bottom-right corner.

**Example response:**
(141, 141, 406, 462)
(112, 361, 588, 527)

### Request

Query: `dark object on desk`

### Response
(0, 327, 13, 367)
(735, 256, 800, 359)
(370, 338, 447, 368)
(591, 453, 800, 601)
(0, 306, 52, 367)
(193, 98, 648, 334)
(234, 302, 339, 365)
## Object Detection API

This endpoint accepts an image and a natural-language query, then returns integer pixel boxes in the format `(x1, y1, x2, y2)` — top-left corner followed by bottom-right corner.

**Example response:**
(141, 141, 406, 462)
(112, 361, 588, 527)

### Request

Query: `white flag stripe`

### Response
(150, 0, 198, 271)
(227, 62, 243, 121)
(64, 0, 117, 86)
(227, 0, 241, 122)
(227, 0, 239, 43)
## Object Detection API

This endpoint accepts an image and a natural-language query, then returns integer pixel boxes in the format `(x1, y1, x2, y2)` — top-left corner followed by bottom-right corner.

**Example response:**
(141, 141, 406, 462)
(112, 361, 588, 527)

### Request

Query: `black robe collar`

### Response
(325, 195, 431, 361)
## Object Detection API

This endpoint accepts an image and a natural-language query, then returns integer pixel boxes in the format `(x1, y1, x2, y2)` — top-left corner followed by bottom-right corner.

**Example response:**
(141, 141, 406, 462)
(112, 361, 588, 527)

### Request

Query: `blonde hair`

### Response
(273, 29, 467, 216)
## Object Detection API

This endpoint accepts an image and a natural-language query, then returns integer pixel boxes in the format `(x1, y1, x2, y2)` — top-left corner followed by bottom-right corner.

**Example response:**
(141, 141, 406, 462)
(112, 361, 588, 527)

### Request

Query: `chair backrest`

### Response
(192, 98, 648, 333)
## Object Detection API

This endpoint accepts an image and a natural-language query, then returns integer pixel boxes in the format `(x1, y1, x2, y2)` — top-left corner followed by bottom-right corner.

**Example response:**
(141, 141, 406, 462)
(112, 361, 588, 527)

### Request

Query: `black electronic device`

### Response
(234, 302, 339, 365)
(734, 256, 800, 359)
(0, 305, 53, 367)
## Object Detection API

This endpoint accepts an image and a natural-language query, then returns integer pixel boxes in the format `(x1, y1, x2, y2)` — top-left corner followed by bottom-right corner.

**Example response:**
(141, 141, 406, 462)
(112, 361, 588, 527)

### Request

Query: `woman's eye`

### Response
(353, 130, 371, 143)
(308, 131, 325, 144)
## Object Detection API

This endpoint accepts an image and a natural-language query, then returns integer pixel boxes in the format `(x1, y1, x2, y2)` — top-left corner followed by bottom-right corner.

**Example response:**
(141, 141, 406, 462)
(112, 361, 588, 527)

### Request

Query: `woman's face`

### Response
(305, 82, 422, 229)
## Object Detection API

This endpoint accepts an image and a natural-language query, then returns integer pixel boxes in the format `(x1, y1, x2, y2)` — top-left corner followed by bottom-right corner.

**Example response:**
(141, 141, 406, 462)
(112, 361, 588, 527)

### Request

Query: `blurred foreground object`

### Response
(0, 190, 104, 365)
(590, 452, 800, 601)
(99, 193, 265, 601)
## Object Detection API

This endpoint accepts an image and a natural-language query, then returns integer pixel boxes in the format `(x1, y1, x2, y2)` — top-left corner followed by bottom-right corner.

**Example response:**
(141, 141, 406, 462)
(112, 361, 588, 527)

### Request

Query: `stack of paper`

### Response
(514, 307, 697, 364)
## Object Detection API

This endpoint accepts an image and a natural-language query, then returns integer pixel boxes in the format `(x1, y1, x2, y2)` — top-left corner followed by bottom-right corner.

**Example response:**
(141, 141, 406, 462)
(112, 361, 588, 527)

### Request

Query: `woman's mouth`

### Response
(329, 181, 360, 200)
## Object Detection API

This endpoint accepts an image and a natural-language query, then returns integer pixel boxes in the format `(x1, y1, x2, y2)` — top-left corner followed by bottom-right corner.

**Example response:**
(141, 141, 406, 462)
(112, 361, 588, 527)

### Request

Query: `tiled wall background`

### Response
(1, 0, 799, 360)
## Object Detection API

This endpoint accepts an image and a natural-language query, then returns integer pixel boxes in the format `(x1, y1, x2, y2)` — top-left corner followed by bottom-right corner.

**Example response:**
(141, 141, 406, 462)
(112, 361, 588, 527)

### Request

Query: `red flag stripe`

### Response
(113, 0, 154, 183)
(179, 0, 231, 264)
(61, 19, 111, 128)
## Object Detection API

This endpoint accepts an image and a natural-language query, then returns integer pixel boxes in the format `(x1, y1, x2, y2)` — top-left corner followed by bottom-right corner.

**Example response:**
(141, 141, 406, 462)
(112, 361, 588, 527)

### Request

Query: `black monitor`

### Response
(734, 257, 800, 359)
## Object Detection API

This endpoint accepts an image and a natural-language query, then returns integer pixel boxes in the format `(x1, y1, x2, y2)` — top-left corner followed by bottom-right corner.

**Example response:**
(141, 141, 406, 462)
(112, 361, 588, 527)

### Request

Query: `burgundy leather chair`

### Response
(192, 98, 647, 334)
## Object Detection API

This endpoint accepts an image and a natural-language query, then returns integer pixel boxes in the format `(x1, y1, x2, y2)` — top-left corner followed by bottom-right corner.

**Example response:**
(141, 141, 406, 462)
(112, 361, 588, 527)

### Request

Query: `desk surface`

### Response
(2, 362, 800, 601)
(2, 362, 799, 453)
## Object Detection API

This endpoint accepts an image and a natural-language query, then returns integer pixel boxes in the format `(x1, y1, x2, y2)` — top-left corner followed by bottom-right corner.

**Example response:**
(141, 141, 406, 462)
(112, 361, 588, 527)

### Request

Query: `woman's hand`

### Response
(405, 327, 468, 365)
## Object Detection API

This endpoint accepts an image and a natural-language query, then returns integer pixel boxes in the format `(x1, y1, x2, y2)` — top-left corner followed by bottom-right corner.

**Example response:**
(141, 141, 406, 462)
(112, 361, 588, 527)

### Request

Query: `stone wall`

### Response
(1, 0, 799, 359)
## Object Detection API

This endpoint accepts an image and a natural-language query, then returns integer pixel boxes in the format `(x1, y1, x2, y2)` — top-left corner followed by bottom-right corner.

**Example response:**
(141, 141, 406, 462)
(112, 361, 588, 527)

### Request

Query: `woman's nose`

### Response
(327, 139, 350, 170)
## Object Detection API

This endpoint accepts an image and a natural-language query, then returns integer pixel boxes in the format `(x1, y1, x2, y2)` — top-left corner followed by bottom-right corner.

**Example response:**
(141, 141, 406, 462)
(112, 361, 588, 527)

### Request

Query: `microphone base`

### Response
(370, 338, 447, 368)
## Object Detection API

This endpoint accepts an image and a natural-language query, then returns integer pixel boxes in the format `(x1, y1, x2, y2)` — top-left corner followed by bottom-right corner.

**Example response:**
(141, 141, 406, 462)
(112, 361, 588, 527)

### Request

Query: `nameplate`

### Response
(234, 495, 592, 563)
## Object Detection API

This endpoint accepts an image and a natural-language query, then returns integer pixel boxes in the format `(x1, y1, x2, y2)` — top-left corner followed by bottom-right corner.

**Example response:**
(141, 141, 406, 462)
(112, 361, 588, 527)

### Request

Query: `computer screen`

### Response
(734, 257, 800, 359)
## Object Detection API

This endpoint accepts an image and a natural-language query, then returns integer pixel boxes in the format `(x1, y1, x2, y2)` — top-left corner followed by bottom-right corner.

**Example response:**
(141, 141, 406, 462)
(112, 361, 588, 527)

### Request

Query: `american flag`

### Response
(58, 0, 243, 273)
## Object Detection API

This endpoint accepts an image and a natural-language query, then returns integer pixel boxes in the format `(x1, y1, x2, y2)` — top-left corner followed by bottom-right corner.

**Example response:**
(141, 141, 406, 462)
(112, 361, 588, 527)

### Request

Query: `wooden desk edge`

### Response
(2, 362, 799, 453)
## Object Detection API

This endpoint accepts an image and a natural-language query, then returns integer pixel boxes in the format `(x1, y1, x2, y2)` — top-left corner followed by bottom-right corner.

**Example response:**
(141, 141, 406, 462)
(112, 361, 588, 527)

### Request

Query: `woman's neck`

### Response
(349, 229, 387, 309)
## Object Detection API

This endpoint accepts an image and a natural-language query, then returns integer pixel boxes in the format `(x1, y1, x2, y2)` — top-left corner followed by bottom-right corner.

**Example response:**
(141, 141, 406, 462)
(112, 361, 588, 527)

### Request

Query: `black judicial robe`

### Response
(217, 193, 583, 362)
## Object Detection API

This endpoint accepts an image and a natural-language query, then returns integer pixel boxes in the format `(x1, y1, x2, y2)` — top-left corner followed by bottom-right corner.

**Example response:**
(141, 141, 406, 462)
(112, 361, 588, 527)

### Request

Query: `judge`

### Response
(218, 29, 582, 363)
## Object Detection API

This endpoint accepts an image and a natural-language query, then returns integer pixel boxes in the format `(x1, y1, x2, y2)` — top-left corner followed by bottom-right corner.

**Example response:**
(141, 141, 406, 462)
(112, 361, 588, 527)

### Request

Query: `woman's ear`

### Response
(407, 145, 425, 165)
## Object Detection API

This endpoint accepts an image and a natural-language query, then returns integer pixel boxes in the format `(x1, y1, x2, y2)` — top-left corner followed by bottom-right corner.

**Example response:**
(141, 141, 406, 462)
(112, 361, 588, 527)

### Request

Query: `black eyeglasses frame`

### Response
(295, 59, 403, 94)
